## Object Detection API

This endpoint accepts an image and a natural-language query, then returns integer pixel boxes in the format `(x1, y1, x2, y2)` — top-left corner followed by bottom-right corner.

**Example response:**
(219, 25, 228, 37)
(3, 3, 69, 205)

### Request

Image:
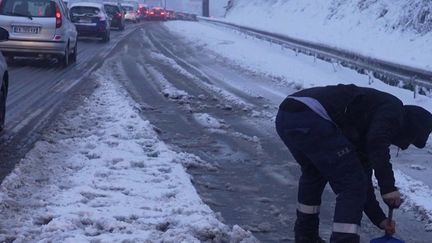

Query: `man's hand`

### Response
(382, 191, 402, 208)
(379, 218, 396, 235)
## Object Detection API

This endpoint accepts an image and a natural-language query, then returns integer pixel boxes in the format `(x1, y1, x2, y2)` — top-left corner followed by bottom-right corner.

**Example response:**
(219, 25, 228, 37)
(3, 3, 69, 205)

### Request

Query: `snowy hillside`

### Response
(164, 0, 228, 16)
(224, 0, 432, 70)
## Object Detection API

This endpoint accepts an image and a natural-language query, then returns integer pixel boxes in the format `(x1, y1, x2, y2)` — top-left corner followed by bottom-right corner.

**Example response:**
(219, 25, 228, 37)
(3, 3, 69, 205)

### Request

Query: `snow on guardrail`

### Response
(198, 17, 432, 93)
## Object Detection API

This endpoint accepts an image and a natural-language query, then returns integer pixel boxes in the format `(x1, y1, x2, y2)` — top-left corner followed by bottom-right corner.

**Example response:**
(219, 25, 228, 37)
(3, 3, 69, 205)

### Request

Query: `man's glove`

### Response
(379, 218, 396, 235)
(382, 191, 402, 209)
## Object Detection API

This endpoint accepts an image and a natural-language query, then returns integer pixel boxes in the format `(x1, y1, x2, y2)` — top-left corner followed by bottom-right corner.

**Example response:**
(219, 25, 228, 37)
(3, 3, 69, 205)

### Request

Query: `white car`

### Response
(0, 27, 9, 131)
(122, 3, 138, 23)
(0, 0, 78, 67)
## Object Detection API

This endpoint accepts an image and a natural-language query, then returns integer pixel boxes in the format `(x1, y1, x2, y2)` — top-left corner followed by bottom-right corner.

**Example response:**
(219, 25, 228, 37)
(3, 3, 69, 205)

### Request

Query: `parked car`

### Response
(70, 2, 110, 42)
(147, 7, 166, 21)
(0, 0, 78, 66)
(122, 3, 138, 23)
(104, 2, 125, 30)
(0, 27, 9, 131)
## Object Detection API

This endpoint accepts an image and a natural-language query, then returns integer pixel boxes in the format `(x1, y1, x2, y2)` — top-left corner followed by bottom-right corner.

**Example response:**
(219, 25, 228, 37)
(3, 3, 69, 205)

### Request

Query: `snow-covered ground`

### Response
(224, 0, 432, 71)
(0, 59, 257, 242)
(164, 20, 432, 231)
(1, 1, 432, 240)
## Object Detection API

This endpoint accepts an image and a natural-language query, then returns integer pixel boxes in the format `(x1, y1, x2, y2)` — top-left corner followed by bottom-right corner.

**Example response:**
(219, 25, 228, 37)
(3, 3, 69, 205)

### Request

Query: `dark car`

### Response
(165, 10, 176, 20)
(70, 2, 110, 42)
(137, 5, 148, 21)
(0, 28, 9, 131)
(147, 7, 166, 21)
(104, 2, 125, 30)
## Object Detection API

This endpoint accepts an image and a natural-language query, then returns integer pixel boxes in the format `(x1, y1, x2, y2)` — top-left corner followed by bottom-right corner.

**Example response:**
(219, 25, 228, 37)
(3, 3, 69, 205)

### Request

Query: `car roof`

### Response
(69, 2, 104, 9)
(104, 2, 120, 6)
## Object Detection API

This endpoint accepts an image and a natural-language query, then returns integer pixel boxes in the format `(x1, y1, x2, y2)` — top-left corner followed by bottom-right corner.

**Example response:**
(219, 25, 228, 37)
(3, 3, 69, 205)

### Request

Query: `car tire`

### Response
(0, 79, 7, 132)
(120, 24, 125, 31)
(61, 43, 70, 67)
(102, 31, 110, 42)
(70, 41, 77, 63)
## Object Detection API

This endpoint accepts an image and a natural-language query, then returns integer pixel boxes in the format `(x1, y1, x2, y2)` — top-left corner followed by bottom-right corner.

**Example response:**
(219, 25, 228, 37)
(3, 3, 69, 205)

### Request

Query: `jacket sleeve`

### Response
(363, 168, 387, 228)
(365, 104, 403, 195)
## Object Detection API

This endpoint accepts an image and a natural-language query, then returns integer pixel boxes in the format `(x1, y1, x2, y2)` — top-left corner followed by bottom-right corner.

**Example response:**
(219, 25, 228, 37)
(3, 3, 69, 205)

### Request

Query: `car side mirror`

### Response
(0, 27, 9, 42)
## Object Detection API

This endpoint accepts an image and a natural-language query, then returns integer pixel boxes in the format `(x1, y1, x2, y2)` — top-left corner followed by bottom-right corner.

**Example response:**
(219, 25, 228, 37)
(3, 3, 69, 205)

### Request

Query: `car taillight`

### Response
(117, 12, 122, 17)
(55, 4, 62, 28)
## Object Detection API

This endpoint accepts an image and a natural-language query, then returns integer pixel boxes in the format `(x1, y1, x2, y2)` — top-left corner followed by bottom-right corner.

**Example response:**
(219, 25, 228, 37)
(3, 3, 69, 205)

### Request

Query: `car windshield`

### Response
(0, 0, 56, 18)
(70, 6, 100, 16)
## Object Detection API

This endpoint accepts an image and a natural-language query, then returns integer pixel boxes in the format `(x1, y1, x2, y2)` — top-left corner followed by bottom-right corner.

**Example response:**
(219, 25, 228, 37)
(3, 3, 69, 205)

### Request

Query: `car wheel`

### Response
(0, 79, 7, 132)
(120, 24, 125, 31)
(102, 31, 110, 42)
(70, 41, 77, 63)
(61, 44, 70, 67)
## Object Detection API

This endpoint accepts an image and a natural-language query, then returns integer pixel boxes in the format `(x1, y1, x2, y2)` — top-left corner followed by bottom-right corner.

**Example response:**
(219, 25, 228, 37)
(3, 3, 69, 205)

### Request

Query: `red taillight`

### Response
(117, 12, 122, 17)
(55, 4, 62, 28)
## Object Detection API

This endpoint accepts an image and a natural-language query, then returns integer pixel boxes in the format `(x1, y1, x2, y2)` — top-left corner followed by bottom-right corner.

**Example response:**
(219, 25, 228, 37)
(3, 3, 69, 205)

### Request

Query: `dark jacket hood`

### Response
(404, 105, 432, 148)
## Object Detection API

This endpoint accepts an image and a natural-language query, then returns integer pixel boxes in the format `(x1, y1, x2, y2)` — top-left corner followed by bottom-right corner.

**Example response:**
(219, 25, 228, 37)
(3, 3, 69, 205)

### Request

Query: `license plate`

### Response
(13, 26, 40, 34)
(78, 18, 91, 23)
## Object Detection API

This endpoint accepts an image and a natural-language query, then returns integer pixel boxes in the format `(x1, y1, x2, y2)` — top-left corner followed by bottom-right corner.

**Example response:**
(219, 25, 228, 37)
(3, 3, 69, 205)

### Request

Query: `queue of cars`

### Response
(0, 0, 198, 131)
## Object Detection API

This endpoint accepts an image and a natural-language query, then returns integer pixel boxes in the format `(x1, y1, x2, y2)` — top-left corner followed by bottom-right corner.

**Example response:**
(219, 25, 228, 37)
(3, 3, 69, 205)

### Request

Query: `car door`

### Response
(58, 0, 76, 49)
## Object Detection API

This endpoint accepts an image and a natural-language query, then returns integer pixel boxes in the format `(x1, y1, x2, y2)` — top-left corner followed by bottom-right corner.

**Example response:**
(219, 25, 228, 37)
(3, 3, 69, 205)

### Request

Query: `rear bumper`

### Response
(110, 19, 123, 27)
(75, 24, 107, 37)
(125, 15, 137, 21)
(0, 39, 66, 57)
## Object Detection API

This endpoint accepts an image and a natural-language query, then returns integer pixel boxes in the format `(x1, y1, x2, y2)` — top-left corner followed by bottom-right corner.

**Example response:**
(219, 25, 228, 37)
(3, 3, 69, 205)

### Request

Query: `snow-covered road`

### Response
(0, 58, 256, 242)
(164, 20, 432, 236)
(0, 19, 431, 243)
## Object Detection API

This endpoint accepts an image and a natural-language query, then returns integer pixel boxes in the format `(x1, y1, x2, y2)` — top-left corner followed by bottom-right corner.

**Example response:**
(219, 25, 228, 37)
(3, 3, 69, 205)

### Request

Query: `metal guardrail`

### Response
(198, 17, 432, 92)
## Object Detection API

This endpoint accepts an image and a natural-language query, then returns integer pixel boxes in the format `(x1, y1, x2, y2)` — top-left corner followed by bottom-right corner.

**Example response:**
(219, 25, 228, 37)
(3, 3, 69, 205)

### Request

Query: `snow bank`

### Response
(225, 0, 432, 70)
(0, 58, 257, 243)
(165, 18, 432, 230)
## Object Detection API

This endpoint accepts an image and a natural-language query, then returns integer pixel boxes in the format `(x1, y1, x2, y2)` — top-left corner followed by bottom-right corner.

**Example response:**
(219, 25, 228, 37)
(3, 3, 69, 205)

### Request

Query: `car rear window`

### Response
(70, 6, 100, 16)
(0, 0, 56, 17)
(104, 4, 118, 15)
(122, 6, 133, 11)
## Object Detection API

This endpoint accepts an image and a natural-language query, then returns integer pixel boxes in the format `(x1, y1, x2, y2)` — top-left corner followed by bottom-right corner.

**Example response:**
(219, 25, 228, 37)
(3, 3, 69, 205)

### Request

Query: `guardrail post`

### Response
(332, 61, 338, 72)
(202, 0, 210, 17)
(367, 70, 374, 85)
